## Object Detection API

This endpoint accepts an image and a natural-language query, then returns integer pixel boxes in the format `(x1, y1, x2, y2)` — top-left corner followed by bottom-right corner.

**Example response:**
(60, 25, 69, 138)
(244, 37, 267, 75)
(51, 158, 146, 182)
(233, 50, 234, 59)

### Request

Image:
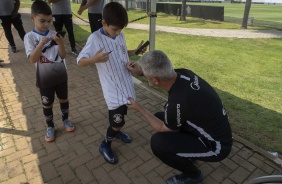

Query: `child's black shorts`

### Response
(39, 81, 68, 106)
(108, 105, 127, 128)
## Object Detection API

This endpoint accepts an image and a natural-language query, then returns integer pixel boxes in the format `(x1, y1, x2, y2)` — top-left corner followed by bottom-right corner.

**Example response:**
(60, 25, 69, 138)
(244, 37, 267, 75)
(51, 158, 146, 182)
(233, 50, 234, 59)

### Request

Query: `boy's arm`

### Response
(77, 48, 109, 66)
(53, 35, 67, 59)
(77, 57, 95, 66)
(57, 42, 67, 59)
(29, 37, 50, 63)
(127, 40, 148, 57)
(128, 49, 137, 57)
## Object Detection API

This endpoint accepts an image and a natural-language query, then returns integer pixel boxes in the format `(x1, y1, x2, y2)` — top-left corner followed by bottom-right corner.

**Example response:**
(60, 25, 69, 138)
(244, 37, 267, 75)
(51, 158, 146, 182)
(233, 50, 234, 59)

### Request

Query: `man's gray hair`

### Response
(138, 50, 176, 81)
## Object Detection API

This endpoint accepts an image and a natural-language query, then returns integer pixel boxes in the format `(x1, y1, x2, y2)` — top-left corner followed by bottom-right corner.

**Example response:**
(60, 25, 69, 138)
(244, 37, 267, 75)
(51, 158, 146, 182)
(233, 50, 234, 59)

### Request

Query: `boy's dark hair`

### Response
(31, 0, 52, 16)
(103, 2, 128, 29)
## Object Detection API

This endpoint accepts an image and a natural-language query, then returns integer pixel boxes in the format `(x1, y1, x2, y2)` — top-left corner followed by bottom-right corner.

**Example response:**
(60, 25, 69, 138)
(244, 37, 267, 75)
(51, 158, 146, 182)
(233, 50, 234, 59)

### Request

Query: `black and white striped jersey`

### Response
(77, 29, 136, 110)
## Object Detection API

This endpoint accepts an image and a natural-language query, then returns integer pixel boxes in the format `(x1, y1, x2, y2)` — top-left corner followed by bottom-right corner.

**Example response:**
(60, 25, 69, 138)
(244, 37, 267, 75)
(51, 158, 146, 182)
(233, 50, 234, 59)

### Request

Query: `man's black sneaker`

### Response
(115, 131, 132, 143)
(11, 46, 17, 53)
(166, 172, 204, 184)
(71, 48, 79, 55)
(99, 141, 118, 164)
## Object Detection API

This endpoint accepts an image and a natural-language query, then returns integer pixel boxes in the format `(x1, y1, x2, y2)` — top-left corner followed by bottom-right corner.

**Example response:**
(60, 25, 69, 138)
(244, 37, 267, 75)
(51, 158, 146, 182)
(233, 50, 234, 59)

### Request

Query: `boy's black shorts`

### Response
(109, 105, 127, 128)
(39, 81, 68, 106)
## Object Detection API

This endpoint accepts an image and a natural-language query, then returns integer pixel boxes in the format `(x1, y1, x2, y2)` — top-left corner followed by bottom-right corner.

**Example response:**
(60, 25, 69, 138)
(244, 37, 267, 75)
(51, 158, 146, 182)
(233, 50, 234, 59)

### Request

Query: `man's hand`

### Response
(127, 61, 143, 76)
(126, 97, 142, 111)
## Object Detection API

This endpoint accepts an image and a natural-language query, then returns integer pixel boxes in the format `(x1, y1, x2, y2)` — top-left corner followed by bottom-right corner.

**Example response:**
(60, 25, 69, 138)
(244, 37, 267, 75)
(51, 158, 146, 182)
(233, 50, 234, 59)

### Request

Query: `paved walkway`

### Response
(72, 19, 282, 39)
(0, 9, 281, 184)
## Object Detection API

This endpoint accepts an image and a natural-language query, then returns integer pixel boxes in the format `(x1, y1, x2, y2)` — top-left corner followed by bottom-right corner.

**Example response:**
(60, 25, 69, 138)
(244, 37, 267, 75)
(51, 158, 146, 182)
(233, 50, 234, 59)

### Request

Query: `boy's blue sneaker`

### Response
(62, 119, 75, 132)
(99, 141, 118, 164)
(166, 172, 204, 184)
(45, 127, 55, 142)
(115, 131, 132, 143)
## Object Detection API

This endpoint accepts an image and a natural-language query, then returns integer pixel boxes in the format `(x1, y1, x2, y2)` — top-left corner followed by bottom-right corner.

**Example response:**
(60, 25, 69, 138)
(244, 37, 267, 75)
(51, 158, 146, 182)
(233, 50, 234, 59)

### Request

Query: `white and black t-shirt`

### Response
(0, 0, 14, 16)
(77, 29, 136, 110)
(51, 0, 72, 15)
(88, 0, 104, 14)
(24, 29, 67, 88)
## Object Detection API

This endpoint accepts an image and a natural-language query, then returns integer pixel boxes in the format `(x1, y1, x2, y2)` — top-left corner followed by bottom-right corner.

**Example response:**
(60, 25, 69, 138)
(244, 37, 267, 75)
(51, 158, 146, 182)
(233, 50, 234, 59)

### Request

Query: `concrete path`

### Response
(0, 9, 281, 184)
(126, 23, 282, 38)
(72, 18, 282, 38)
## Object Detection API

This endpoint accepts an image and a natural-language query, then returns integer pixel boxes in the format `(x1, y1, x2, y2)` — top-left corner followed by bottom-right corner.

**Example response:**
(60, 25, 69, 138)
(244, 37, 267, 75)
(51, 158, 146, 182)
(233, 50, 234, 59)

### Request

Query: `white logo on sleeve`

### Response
(176, 104, 182, 127)
(190, 75, 200, 90)
(222, 108, 226, 116)
(113, 114, 122, 123)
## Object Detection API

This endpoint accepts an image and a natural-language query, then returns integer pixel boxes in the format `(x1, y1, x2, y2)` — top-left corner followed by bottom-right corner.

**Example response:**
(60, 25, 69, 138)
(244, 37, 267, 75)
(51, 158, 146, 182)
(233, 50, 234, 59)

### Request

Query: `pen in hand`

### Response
(130, 61, 139, 67)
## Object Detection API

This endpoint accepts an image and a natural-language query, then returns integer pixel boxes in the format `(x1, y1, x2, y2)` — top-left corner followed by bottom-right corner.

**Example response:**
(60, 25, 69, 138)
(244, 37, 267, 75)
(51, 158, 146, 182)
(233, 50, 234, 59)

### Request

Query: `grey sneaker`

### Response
(62, 119, 75, 132)
(45, 127, 55, 142)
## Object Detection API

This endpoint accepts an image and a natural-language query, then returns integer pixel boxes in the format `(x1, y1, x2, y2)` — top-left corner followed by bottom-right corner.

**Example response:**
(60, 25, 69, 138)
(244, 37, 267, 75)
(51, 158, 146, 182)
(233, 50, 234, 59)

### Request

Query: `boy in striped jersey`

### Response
(77, 2, 147, 164)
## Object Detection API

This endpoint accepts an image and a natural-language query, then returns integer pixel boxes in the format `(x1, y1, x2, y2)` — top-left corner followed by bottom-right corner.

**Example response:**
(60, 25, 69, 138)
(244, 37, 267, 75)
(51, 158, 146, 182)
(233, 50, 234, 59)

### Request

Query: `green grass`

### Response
(128, 30, 282, 154)
(20, 0, 33, 8)
(20, 1, 281, 29)
(75, 24, 282, 155)
(69, 2, 257, 29)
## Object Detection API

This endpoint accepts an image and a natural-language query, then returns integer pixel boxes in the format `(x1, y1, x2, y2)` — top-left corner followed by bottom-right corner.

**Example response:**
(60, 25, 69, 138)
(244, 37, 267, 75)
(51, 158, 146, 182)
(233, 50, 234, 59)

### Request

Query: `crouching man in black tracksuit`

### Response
(126, 50, 232, 184)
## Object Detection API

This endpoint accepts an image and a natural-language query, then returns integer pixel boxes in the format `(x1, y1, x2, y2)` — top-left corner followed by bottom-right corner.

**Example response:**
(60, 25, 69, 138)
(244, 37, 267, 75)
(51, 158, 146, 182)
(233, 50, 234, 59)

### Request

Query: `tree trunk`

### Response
(180, 0, 187, 21)
(241, 0, 252, 29)
(146, 0, 150, 13)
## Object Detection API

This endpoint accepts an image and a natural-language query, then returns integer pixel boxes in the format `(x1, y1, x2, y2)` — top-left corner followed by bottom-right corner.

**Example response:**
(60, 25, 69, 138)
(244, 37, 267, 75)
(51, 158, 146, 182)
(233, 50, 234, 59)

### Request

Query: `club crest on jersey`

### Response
(120, 45, 126, 54)
(42, 96, 49, 104)
(113, 114, 122, 123)
(40, 56, 52, 64)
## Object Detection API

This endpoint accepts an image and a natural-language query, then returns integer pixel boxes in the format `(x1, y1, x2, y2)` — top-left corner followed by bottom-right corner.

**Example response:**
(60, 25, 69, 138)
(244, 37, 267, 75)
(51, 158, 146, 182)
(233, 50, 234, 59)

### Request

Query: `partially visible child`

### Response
(24, 0, 74, 142)
(77, 2, 147, 164)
